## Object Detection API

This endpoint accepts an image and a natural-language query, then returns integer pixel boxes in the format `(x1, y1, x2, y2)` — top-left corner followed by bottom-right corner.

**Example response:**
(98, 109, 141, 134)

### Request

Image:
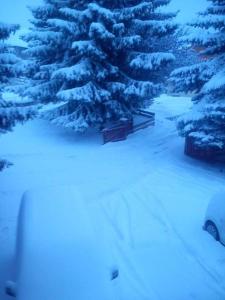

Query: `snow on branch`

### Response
(57, 82, 110, 103)
(23, 31, 63, 45)
(52, 60, 92, 82)
(133, 19, 176, 36)
(47, 19, 78, 34)
(203, 68, 225, 93)
(115, 35, 142, 50)
(124, 81, 161, 100)
(88, 3, 115, 24)
(89, 22, 115, 41)
(130, 52, 175, 71)
(72, 41, 106, 60)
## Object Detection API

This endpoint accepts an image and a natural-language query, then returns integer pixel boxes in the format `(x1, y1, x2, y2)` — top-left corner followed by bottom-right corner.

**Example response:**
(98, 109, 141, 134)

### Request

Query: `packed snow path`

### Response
(1, 95, 225, 300)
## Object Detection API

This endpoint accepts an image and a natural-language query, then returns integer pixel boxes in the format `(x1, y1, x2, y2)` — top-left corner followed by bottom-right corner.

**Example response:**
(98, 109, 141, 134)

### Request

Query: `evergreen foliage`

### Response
(0, 22, 35, 133)
(169, 28, 200, 72)
(23, 0, 176, 131)
(0, 22, 35, 171)
(157, 27, 200, 93)
(171, 1, 225, 150)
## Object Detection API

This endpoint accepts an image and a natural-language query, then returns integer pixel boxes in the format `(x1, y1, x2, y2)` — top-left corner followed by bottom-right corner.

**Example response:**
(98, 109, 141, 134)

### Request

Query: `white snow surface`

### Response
(16, 187, 114, 300)
(2, 92, 30, 104)
(1, 94, 225, 300)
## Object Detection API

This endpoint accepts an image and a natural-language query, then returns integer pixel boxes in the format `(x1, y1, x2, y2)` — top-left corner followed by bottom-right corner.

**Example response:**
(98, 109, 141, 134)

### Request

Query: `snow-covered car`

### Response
(5, 186, 117, 299)
(203, 191, 225, 244)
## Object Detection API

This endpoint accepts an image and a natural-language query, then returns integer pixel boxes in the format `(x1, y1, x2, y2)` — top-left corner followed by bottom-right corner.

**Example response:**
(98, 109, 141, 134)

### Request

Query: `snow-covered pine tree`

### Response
(0, 22, 35, 170)
(23, 0, 176, 131)
(170, 1, 225, 153)
(0, 22, 35, 133)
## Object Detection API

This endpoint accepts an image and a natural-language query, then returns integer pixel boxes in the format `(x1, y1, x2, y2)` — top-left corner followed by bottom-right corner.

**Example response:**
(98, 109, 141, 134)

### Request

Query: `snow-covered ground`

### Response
(1, 94, 225, 300)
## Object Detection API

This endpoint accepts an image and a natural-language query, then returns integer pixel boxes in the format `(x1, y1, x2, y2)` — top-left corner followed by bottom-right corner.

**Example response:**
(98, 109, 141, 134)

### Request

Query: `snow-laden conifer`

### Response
(171, 1, 225, 150)
(0, 22, 35, 133)
(24, 0, 176, 131)
(0, 22, 35, 170)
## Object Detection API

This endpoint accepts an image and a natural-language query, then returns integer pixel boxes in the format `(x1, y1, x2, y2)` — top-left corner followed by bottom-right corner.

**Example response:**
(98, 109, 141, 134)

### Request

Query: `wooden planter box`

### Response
(102, 119, 133, 144)
(102, 111, 155, 144)
(185, 136, 225, 162)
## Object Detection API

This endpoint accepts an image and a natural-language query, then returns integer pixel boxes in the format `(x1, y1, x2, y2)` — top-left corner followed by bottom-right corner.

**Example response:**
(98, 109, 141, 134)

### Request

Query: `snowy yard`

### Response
(1, 95, 225, 300)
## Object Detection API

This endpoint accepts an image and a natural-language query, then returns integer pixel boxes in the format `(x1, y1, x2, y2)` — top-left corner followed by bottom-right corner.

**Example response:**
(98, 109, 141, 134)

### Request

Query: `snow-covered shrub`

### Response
(170, 1, 225, 151)
(23, 0, 176, 131)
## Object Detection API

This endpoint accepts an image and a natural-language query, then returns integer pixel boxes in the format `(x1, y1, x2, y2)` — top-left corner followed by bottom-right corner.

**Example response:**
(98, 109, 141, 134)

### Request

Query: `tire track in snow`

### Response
(148, 190, 225, 298)
(107, 158, 225, 299)
(100, 196, 161, 300)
